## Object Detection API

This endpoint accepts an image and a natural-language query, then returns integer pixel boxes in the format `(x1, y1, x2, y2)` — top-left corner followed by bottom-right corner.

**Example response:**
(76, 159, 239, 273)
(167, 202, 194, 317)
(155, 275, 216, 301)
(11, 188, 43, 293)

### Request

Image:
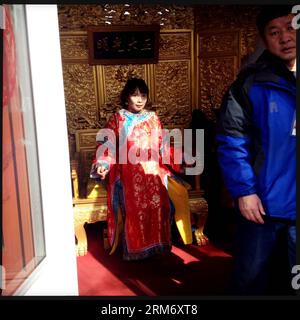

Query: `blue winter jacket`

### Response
(217, 50, 296, 221)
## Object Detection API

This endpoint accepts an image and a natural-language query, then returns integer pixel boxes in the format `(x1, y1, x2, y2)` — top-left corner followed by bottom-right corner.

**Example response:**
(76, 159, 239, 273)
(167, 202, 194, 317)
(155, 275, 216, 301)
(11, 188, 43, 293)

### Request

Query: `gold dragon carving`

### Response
(194, 5, 260, 120)
(58, 4, 194, 31)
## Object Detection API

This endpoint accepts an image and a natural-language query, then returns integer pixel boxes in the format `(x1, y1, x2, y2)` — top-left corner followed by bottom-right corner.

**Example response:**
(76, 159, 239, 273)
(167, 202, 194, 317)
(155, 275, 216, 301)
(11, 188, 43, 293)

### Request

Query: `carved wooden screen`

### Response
(196, 30, 241, 120)
(154, 30, 194, 128)
(60, 29, 195, 157)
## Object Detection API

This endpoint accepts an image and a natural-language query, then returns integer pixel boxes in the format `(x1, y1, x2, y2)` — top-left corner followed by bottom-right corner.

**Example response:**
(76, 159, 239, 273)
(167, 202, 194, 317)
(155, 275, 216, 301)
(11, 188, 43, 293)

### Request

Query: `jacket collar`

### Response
(255, 50, 296, 85)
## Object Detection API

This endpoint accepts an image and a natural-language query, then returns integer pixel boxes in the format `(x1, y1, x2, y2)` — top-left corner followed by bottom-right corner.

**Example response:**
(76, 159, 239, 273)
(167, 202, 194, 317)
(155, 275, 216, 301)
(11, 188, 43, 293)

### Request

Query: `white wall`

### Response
(19, 5, 78, 295)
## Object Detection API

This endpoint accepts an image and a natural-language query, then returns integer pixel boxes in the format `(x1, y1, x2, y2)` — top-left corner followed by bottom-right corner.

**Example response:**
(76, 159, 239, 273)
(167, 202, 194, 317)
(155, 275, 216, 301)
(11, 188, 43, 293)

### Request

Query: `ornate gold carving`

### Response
(59, 6, 195, 140)
(197, 31, 240, 120)
(79, 134, 96, 150)
(75, 129, 99, 151)
(194, 5, 260, 32)
(240, 28, 259, 62)
(189, 197, 208, 215)
(58, 5, 105, 31)
(58, 5, 194, 31)
(188, 195, 209, 246)
(195, 6, 259, 62)
(62, 63, 99, 133)
(154, 60, 192, 127)
(194, 228, 209, 246)
(199, 31, 239, 57)
(74, 205, 107, 224)
(102, 65, 146, 103)
(74, 203, 107, 256)
(159, 31, 191, 60)
(60, 33, 88, 62)
(199, 56, 238, 120)
(195, 5, 260, 119)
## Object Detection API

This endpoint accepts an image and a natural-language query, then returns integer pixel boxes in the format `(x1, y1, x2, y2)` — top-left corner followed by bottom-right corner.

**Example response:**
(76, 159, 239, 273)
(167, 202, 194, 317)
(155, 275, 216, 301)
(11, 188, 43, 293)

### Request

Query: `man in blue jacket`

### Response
(217, 5, 296, 294)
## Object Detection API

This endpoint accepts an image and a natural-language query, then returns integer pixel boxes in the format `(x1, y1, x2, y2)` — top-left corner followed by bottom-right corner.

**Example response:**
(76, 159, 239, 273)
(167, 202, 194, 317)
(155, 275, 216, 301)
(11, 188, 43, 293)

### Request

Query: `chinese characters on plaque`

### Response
(88, 25, 160, 65)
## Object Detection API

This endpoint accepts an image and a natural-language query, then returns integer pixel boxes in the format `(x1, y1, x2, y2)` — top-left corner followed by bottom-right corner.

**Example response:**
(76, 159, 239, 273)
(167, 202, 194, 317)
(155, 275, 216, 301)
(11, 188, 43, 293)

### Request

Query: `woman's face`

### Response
(127, 89, 147, 113)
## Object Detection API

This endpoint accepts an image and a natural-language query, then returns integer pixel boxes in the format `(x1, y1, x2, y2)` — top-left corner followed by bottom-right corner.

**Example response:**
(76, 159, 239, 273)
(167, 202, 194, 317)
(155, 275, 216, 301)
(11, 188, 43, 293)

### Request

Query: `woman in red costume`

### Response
(91, 78, 192, 260)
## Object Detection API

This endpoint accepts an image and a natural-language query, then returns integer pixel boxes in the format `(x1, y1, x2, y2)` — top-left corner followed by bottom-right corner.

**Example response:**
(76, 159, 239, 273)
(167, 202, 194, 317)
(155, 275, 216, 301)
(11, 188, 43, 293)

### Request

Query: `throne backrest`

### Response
(72, 129, 106, 199)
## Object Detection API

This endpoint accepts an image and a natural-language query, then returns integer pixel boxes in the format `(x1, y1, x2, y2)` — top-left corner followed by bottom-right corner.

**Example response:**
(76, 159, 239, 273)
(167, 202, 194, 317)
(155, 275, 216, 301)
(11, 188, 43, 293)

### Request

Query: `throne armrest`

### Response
(71, 153, 79, 200)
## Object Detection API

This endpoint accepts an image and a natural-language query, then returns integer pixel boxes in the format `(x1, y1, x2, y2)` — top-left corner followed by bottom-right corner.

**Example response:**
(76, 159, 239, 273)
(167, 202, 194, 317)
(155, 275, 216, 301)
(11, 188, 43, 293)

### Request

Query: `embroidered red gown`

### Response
(92, 109, 183, 260)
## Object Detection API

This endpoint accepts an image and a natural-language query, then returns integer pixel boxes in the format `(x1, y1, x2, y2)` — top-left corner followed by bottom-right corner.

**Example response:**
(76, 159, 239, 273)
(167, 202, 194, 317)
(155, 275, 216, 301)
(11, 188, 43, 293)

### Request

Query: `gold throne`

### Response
(71, 129, 209, 256)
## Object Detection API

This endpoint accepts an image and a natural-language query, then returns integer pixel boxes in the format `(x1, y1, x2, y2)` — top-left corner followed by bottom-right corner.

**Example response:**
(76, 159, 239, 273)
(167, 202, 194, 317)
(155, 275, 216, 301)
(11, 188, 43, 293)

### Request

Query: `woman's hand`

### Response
(96, 165, 109, 180)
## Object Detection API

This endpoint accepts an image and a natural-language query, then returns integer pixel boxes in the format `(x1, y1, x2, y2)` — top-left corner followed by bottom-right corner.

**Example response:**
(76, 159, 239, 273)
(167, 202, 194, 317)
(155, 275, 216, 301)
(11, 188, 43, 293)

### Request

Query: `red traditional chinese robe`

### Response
(95, 108, 184, 260)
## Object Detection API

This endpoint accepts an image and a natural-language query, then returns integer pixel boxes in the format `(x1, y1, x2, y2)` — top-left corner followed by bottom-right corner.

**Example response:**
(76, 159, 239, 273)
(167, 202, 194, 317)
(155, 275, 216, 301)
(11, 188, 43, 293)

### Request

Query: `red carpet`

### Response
(77, 222, 233, 296)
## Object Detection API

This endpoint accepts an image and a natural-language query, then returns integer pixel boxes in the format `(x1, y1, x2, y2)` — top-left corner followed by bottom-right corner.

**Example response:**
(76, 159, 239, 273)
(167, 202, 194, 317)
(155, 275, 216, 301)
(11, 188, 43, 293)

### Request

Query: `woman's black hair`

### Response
(120, 78, 149, 109)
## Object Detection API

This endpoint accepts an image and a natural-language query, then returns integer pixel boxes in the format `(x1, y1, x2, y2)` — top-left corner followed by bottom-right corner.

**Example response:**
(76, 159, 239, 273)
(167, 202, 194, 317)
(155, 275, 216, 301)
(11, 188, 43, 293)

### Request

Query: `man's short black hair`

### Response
(256, 5, 294, 38)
